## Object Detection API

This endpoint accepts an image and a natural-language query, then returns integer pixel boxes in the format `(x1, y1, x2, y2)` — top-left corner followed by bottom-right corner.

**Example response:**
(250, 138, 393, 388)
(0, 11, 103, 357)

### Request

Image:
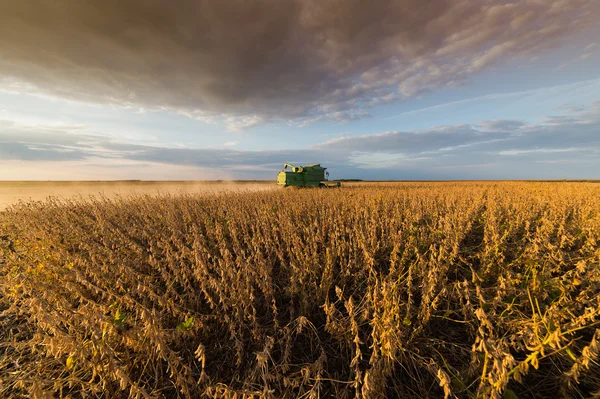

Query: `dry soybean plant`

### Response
(0, 182, 599, 398)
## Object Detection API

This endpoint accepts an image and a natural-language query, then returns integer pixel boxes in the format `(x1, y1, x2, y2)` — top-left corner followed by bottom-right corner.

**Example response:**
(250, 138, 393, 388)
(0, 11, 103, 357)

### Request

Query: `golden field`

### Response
(1, 182, 599, 398)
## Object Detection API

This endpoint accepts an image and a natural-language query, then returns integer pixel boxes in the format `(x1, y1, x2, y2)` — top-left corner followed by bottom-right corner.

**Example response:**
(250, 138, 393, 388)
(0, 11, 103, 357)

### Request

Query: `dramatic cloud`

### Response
(1, 0, 598, 129)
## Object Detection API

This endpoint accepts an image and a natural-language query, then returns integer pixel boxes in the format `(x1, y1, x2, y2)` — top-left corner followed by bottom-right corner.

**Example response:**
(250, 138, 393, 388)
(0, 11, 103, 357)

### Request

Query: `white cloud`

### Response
(2, 98, 599, 179)
(315, 100, 600, 171)
(498, 148, 584, 156)
(225, 115, 265, 132)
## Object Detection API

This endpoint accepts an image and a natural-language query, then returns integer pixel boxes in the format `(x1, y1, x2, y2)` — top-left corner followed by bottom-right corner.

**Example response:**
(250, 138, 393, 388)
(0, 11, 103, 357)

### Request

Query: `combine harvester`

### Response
(276, 163, 341, 188)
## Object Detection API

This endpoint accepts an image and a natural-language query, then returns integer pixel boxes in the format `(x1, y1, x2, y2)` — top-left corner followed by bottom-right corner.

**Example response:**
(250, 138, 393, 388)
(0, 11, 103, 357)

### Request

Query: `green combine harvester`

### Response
(277, 163, 341, 188)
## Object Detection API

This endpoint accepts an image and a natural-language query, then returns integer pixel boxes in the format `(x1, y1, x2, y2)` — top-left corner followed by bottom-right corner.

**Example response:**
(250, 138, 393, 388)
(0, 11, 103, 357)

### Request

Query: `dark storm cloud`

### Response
(1, 0, 598, 129)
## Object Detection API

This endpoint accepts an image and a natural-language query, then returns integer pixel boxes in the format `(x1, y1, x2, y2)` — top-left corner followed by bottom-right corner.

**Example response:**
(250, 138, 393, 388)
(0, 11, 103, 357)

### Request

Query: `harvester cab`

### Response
(277, 163, 341, 188)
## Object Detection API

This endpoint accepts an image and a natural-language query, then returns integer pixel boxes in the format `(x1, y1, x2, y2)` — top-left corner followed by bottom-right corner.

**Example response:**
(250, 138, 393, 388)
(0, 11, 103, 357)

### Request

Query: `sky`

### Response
(0, 0, 599, 180)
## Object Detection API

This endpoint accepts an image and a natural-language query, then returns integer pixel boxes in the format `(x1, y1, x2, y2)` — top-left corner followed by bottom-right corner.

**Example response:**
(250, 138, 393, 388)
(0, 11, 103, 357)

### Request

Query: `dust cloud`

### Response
(0, 181, 277, 210)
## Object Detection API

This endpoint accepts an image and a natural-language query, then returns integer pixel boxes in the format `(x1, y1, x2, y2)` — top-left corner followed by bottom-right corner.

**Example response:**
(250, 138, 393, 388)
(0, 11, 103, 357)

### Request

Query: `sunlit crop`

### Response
(1, 182, 599, 398)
